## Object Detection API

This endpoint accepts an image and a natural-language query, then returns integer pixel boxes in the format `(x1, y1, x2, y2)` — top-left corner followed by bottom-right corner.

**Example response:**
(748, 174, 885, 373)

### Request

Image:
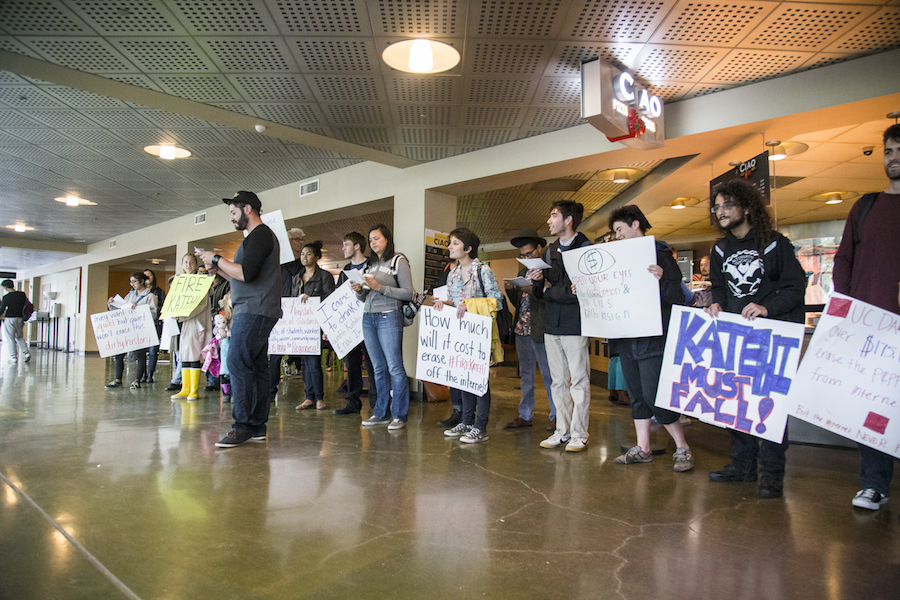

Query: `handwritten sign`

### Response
(562, 236, 661, 338)
(415, 306, 491, 395)
(90, 305, 160, 358)
(316, 282, 364, 359)
(257, 209, 293, 265)
(655, 306, 805, 444)
(268, 297, 321, 355)
(789, 293, 900, 458)
(159, 274, 213, 319)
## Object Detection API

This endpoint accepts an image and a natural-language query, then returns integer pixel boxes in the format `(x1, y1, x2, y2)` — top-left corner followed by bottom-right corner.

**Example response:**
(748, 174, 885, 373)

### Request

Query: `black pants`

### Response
(115, 349, 147, 382)
(729, 427, 789, 490)
(268, 354, 301, 398)
(343, 343, 376, 412)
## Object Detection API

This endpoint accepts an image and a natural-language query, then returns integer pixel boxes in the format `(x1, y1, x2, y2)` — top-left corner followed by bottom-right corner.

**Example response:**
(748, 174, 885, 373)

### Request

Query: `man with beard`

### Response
(198, 191, 281, 448)
(705, 179, 805, 499)
(833, 124, 900, 511)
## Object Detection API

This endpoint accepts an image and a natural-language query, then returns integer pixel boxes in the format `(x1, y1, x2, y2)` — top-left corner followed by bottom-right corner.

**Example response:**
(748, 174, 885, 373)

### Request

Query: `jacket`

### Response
(299, 265, 336, 300)
(533, 232, 592, 336)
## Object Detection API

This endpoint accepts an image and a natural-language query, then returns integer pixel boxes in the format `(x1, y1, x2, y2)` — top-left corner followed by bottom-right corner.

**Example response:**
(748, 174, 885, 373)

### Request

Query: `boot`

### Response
(437, 409, 462, 428)
(171, 369, 191, 399)
(187, 368, 202, 402)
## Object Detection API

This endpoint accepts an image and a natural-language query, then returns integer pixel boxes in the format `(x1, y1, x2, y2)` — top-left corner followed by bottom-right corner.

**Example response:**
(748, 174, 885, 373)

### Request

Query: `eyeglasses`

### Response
(710, 201, 736, 214)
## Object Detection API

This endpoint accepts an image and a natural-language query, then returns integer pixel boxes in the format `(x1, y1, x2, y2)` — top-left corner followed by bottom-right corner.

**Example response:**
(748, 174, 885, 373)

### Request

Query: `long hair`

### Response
(367, 224, 395, 264)
(710, 179, 773, 249)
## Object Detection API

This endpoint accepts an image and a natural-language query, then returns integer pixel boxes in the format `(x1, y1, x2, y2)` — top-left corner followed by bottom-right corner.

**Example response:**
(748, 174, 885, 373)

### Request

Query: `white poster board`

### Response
(655, 306, 805, 444)
(789, 293, 900, 458)
(562, 236, 662, 339)
(268, 297, 321, 355)
(316, 281, 364, 359)
(415, 306, 492, 396)
(253, 209, 293, 265)
(90, 305, 160, 358)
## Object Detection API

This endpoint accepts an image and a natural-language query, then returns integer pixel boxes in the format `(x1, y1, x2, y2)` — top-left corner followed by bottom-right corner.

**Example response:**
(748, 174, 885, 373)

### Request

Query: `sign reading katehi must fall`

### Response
(655, 306, 805, 444)
(789, 293, 900, 459)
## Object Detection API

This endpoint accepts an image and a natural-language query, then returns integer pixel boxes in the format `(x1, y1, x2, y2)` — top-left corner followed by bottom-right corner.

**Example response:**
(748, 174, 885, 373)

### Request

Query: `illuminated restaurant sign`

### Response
(581, 59, 665, 150)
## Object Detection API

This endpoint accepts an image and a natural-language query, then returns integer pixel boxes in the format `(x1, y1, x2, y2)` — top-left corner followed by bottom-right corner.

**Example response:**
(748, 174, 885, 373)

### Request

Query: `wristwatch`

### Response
(212, 254, 221, 267)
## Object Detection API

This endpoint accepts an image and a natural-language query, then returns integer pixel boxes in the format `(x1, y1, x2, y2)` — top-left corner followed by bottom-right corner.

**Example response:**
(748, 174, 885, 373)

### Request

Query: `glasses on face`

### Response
(519, 250, 536, 258)
(710, 201, 736, 214)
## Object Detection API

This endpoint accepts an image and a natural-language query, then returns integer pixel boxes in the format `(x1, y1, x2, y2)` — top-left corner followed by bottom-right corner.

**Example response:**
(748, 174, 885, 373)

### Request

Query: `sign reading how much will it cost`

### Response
(415, 306, 491, 396)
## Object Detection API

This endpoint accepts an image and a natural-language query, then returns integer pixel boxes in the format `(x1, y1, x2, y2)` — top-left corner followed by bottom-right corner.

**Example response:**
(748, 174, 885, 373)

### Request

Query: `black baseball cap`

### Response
(223, 191, 261, 212)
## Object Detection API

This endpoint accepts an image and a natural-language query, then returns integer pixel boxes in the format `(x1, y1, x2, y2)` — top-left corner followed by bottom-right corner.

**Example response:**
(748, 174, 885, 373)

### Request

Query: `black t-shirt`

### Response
(0, 290, 28, 318)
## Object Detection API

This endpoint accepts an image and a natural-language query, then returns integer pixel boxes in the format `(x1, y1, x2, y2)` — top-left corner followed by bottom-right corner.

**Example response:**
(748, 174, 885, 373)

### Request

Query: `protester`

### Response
(143, 269, 165, 382)
(436, 228, 503, 444)
(268, 227, 305, 401)
(529, 201, 592, 452)
(105, 272, 158, 389)
(606, 206, 693, 472)
(504, 229, 555, 432)
(353, 225, 413, 430)
(0, 279, 32, 364)
(705, 179, 805, 498)
(198, 191, 281, 448)
(170, 253, 212, 402)
(833, 124, 900, 510)
(294, 241, 336, 411)
(434, 259, 463, 428)
(204, 273, 230, 391)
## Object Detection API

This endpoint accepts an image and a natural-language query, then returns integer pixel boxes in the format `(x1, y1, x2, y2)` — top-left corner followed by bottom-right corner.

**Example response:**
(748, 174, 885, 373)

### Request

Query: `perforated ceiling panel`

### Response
(474, 0, 564, 37)
(290, 39, 375, 72)
(469, 43, 550, 74)
(652, 2, 772, 47)
(376, 0, 461, 35)
(390, 77, 457, 103)
(747, 5, 873, 50)
(272, 0, 368, 34)
(568, 0, 673, 42)
(68, 0, 185, 35)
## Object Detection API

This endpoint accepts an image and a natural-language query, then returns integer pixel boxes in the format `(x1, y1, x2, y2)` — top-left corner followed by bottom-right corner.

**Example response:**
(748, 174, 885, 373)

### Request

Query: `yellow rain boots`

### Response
(186, 368, 202, 402)
(170, 369, 191, 400)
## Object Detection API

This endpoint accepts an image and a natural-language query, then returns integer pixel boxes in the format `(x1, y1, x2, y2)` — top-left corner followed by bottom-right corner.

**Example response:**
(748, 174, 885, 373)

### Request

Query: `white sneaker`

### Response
(362, 416, 391, 426)
(387, 419, 406, 430)
(540, 433, 571, 449)
(444, 422, 472, 438)
(460, 428, 488, 444)
(852, 488, 889, 510)
(23, 354, 31, 363)
(565, 438, 588, 452)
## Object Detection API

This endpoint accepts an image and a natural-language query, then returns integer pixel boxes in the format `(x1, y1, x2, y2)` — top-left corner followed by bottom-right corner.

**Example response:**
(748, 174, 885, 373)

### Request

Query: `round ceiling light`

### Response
(144, 144, 191, 160)
(54, 195, 96, 206)
(6, 223, 34, 232)
(382, 39, 460, 74)
(765, 140, 808, 161)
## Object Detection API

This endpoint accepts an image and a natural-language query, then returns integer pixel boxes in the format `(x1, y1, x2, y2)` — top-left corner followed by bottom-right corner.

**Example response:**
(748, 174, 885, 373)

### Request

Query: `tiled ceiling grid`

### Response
(0, 0, 897, 255)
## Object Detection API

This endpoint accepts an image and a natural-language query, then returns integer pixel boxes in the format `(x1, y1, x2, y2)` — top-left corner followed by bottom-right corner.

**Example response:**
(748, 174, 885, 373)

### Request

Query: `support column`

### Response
(80, 263, 109, 353)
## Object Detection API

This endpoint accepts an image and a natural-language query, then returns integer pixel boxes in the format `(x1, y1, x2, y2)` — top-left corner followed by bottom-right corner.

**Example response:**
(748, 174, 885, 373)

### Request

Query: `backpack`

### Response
(388, 254, 425, 327)
(22, 299, 34, 321)
(476, 264, 514, 345)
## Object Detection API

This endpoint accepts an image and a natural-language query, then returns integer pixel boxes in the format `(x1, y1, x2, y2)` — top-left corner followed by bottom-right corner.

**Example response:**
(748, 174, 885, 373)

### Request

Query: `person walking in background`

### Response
(198, 191, 281, 449)
(105, 272, 158, 389)
(0, 279, 32, 364)
(293, 241, 336, 411)
(169, 253, 212, 402)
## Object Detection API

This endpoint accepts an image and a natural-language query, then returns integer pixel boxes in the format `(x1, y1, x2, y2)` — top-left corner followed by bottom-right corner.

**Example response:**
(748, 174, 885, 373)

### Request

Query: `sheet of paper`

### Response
(504, 277, 533, 286)
(345, 268, 365, 285)
(517, 257, 551, 270)
(109, 294, 126, 309)
(432, 285, 449, 301)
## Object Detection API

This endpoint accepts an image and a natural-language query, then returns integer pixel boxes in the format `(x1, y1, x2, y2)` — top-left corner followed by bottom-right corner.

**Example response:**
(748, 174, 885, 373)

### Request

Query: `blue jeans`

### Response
(450, 387, 462, 411)
(228, 313, 278, 435)
(515, 334, 555, 421)
(148, 344, 159, 374)
(859, 444, 894, 495)
(363, 311, 408, 421)
(301, 354, 324, 401)
(461, 388, 491, 431)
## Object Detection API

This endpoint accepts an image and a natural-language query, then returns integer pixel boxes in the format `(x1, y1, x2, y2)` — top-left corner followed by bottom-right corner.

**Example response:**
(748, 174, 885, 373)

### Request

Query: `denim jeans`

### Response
(450, 387, 462, 411)
(301, 354, 324, 401)
(461, 388, 491, 431)
(228, 313, 278, 434)
(515, 334, 555, 421)
(170, 350, 181, 384)
(147, 344, 159, 374)
(859, 443, 894, 495)
(345, 342, 377, 411)
(363, 311, 408, 421)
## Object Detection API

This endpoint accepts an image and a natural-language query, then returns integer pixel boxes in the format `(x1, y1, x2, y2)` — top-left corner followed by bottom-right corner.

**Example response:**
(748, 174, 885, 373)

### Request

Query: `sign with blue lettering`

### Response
(789, 293, 900, 459)
(315, 281, 364, 359)
(90, 304, 160, 358)
(655, 306, 804, 443)
(415, 306, 492, 396)
(268, 297, 321, 355)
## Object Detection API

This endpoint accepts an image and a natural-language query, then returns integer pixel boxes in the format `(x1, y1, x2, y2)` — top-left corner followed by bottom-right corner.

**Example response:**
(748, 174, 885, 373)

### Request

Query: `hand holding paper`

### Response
(517, 257, 551, 270)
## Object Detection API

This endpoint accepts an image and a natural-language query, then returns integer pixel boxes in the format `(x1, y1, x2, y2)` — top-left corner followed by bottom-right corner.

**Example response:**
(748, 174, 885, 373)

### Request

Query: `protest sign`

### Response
(655, 306, 805, 444)
(269, 297, 321, 355)
(415, 306, 491, 396)
(789, 293, 900, 459)
(562, 236, 661, 338)
(91, 304, 160, 358)
(159, 274, 213, 319)
(316, 281, 364, 359)
(258, 209, 294, 265)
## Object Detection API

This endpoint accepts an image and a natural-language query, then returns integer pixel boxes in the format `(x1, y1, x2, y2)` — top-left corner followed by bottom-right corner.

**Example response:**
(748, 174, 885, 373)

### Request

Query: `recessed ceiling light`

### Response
(6, 223, 33, 232)
(54, 195, 96, 206)
(382, 39, 460, 74)
(144, 144, 191, 160)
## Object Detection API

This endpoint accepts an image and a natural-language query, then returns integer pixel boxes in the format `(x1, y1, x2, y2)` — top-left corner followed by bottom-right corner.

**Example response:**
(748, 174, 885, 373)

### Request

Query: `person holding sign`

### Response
(142, 269, 165, 383)
(294, 241, 336, 411)
(354, 225, 414, 431)
(530, 200, 593, 453)
(105, 272, 158, 389)
(706, 179, 805, 499)
(169, 254, 212, 402)
(435, 228, 503, 444)
(606, 206, 694, 472)
(832, 124, 900, 510)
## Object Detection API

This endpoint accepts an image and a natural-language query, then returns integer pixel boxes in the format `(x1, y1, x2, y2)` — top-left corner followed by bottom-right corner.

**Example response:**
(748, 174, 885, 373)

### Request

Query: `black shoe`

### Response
(105, 380, 122, 389)
(759, 485, 783, 499)
(333, 404, 360, 415)
(147, 374, 154, 383)
(709, 464, 758, 483)
(437, 409, 462, 428)
(205, 385, 219, 391)
(138, 374, 147, 383)
(165, 383, 180, 391)
(215, 429, 253, 448)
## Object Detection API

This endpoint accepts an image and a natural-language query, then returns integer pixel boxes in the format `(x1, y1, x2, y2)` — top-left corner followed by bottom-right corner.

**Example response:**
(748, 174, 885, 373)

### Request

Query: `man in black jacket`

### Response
(529, 201, 593, 452)
(0, 279, 31, 364)
(705, 179, 806, 498)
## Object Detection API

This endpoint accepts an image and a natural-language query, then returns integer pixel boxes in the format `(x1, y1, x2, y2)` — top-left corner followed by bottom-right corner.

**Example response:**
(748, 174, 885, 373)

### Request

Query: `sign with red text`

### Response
(268, 297, 321, 355)
(415, 306, 491, 396)
(656, 306, 805, 444)
(562, 236, 662, 339)
(316, 281, 363, 359)
(789, 293, 900, 458)
(91, 305, 160, 358)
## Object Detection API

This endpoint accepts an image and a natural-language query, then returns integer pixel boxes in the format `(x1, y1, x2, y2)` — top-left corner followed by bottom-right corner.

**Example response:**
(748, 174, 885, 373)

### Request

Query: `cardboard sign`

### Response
(789, 293, 900, 458)
(91, 305, 160, 358)
(316, 281, 364, 359)
(257, 209, 294, 265)
(655, 306, 805, 444)
(415, 306, 492, 396)
(562, 236, 662, 339)
(159, 274, 213, 319)
(268, 297, 321, 355)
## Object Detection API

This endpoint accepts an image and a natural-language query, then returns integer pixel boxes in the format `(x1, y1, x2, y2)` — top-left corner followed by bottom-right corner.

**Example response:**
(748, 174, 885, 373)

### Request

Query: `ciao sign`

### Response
(581, 59, 665, 150)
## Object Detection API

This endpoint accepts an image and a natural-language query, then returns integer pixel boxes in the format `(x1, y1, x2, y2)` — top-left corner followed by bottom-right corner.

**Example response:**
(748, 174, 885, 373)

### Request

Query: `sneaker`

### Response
(504, 417, 533, 429)
(565, 438, 588, 452)
(852, 488, 889, 510)
(129, 380, 141, 390)
(539, 433, 571, 448)
(614, 446, 653, 464)
(362, 416, 391, 426)
(165, 383, 180, 391)
(708, 464, 757, 482)
(387, 419, 406, 430)
(460, 428, 488, 444)
(673, 448, 694, 472)
(251, 432, 267, 442)
(215, 429, 253, 448)
(105, 380, 122, 388)
(437, 409, 462, 428)
(23, 354, 31, 363)
(444, 422, 472, 438)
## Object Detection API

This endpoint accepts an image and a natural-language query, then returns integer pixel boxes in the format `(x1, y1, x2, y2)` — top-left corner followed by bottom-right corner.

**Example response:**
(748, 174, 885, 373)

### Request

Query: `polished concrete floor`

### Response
(1, 349, 898, 600)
